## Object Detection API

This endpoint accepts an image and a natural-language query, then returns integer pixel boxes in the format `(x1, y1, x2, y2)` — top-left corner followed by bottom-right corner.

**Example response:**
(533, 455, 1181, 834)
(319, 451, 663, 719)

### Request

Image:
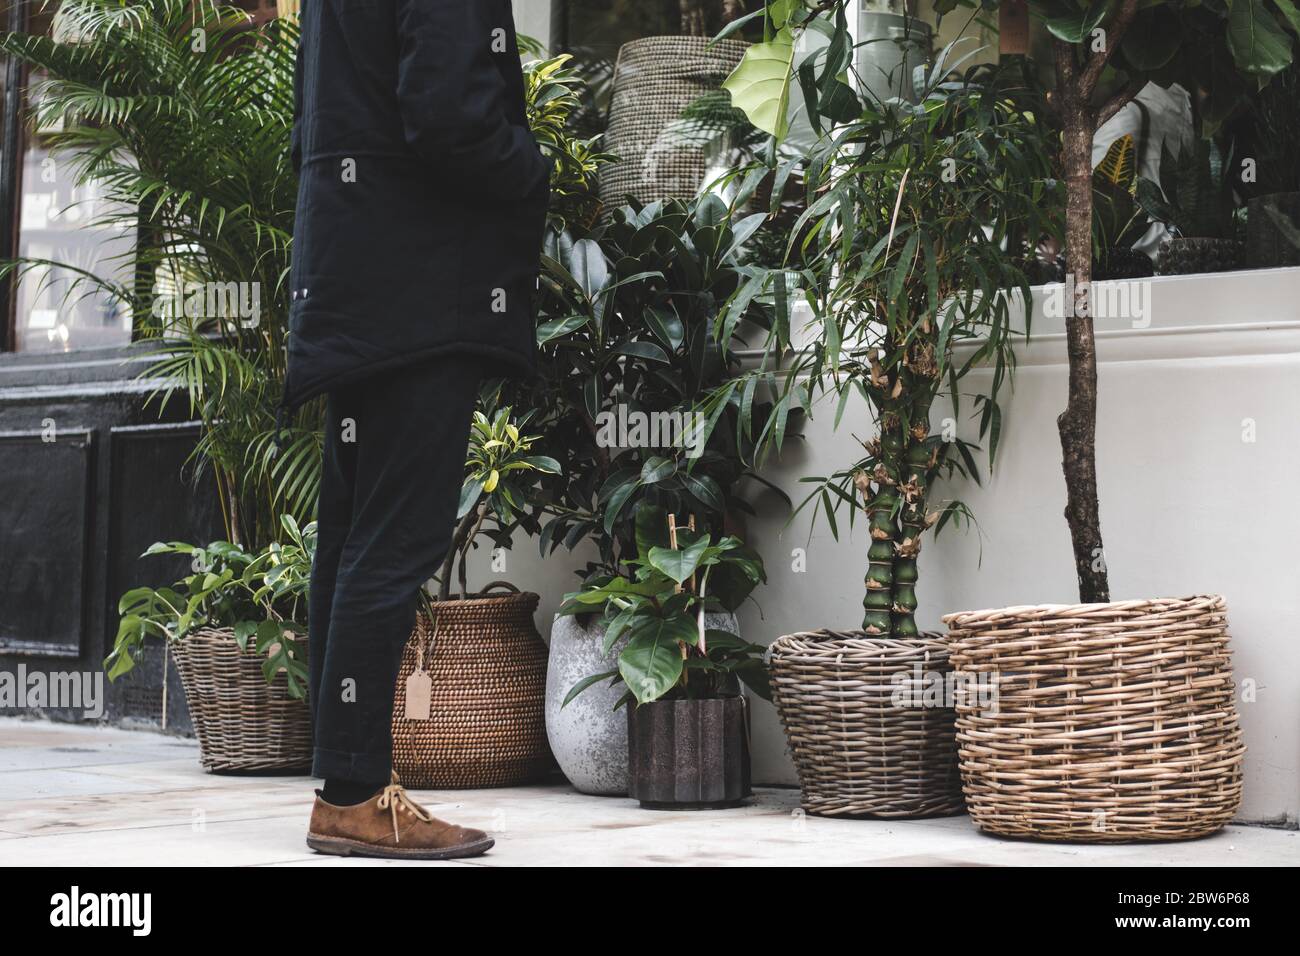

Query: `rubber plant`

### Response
(931, 0, 1300, 601)
(519, 194, 783, 579)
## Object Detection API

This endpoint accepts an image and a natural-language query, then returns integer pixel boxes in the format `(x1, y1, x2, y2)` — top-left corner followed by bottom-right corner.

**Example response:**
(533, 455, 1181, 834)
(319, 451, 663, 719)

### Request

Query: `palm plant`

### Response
(0, 0, 309, 549)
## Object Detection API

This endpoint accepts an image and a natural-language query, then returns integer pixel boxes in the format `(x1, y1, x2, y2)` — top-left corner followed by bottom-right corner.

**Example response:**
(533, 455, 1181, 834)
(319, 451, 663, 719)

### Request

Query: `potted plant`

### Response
(600, 1, 753, 207)
(559, 505, 769, 809)
(106, 516, 315, 772)
(1092, 135, 1155, 280)
(1139, 138, 1243, 275)
(526, 194, 783, 795)
(916, 0, 1259, 840)
(728, 17, 1060, 816)
(1, 3, 318, 546)
(389, 399, 562, 789)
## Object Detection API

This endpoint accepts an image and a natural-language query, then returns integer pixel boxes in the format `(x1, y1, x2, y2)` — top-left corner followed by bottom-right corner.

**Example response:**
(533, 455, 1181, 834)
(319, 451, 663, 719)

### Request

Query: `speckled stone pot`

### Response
(544, 612, 738, 796)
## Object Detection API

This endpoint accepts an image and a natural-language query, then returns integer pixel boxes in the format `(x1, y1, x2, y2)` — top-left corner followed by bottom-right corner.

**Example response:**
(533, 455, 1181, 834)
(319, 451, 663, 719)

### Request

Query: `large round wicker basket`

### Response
(169, 627, 312, 773)
(391, 589, 553, 788)
(769, 630, 964, 818)
(943, 595, 1245, 842)
(599, 35, 749, 210)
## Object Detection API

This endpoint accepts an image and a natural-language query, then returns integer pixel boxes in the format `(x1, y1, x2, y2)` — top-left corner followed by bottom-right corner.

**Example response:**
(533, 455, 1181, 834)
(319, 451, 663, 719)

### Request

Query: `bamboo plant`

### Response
(721, 3, 1059, 637)
(799, 56, 1057, 637)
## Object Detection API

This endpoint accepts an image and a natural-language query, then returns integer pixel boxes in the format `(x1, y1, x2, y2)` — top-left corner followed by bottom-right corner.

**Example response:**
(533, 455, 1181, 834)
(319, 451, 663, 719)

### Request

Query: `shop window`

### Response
(2, 0, 280, 353)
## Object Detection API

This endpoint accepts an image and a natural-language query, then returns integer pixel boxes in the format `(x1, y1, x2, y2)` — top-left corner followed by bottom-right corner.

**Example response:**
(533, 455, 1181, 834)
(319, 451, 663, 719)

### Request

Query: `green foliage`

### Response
(0, 0, 311, 549)
(558, 505, 768, 706)
(517, 194, 786, 576)
(522, 46, 616, 231)
(1137, 139, 1240, 239)
(722, 0, 855, 142)
(960, 1, 1300, 132)
(1092, 134, 1154, 275)
(721, 28, 1061, 635)
(106, 515, 315, 697)
(439, 400, 561, 600)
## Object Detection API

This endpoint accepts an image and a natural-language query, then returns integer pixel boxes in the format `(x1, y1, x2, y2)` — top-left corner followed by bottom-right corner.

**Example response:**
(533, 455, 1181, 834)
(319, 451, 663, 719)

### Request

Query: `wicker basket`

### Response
(769, 630, 964, 818)
(943, 595, 1245, 842)
(391, 588, 553, 788)
(169, 627, 312, 773)
(599, 35, 748, 210)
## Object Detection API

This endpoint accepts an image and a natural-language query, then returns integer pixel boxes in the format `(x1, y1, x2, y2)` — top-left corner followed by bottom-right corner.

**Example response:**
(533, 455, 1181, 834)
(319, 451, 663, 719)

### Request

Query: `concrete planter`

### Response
(545, 614, 630, 795)
(627, 696, 751, 810)
(545, 611, 740, 796)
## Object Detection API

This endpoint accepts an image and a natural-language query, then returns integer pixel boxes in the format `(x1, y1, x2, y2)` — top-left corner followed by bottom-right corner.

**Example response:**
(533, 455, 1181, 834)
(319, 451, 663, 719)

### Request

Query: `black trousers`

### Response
(308, 357, 480, 783)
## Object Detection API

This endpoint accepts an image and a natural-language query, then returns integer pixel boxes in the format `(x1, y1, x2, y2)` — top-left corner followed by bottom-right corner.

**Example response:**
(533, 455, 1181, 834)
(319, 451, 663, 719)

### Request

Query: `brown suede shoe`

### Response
(306, 776, 494, 860)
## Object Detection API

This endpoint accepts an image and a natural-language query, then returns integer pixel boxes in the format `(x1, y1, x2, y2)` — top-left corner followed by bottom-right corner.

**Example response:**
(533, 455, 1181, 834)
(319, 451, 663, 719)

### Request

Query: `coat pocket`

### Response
(458, 177, 551, 320)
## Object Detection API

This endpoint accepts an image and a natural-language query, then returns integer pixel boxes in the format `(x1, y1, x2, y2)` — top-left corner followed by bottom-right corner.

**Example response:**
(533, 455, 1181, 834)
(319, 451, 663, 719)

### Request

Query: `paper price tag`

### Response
(405, 669, 432, 720)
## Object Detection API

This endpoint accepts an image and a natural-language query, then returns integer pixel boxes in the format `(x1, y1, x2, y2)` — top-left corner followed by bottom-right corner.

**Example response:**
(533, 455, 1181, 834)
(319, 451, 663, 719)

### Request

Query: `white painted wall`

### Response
(511, 0, 553, 50)
(467, 267, 1300, 827)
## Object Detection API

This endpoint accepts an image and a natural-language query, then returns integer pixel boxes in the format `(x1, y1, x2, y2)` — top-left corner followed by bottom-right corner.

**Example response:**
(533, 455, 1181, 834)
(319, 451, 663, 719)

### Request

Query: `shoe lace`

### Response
(376, 776, 432, 844)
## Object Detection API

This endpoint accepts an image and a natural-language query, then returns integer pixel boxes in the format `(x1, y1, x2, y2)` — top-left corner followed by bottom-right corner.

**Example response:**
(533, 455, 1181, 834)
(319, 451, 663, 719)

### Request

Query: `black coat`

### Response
(284, 0, 550, 411)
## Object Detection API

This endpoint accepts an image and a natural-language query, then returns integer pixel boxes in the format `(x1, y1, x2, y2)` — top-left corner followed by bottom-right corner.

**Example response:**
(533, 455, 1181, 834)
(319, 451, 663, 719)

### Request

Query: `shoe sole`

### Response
(306, 833, 495, 860)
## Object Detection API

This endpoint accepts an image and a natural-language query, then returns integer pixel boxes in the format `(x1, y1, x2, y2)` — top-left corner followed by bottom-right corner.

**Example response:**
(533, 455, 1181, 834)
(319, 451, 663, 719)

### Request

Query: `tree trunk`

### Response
(1057, 114, 1110, 603)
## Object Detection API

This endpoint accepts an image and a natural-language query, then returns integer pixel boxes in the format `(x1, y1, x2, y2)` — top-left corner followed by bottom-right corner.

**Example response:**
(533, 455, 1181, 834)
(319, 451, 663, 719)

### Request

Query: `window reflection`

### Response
(12, 3, 132, 353)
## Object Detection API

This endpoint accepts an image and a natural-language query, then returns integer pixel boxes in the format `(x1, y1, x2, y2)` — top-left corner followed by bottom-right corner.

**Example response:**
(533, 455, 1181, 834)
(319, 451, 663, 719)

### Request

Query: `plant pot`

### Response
(768, 631, 964, 817)
(627, 696, 751, 809)
(169, 627, 312, 773)
(545, 611, 739, 795)
(943, 595, 1245, 842)
(1246, 192, 1300, 268)
(391, 589, 553, 788)
(599, 35, 748, 210)
(855, 11, 932, 105)
(1155, 236, 1242, 275)
(1095, 247, 1154, 280)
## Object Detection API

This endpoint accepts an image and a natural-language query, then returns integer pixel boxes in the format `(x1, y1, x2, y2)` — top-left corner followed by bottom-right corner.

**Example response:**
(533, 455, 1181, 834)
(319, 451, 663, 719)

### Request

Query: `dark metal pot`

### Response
(626, 696, 751, 810)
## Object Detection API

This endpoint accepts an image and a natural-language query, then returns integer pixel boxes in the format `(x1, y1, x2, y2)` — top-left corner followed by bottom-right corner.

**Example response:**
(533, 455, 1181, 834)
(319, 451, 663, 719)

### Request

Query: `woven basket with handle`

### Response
(769, 630, 964, 818)
(170, 627, 312, 773)
(943, 595, 1245, 842)
(599, 35, 748, 210)
(391, 586, 553, 789)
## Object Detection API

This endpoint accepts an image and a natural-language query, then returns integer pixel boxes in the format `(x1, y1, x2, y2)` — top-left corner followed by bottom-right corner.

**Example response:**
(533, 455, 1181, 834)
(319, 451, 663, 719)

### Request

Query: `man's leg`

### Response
(308, 391, 356, 736)
(310, 356, 481, 787)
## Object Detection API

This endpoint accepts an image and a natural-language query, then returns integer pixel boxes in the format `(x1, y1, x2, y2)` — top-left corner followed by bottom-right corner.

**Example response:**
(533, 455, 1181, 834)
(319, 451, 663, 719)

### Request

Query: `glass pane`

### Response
(12, 2, 133, 353)
(563, 0, 680, 63)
